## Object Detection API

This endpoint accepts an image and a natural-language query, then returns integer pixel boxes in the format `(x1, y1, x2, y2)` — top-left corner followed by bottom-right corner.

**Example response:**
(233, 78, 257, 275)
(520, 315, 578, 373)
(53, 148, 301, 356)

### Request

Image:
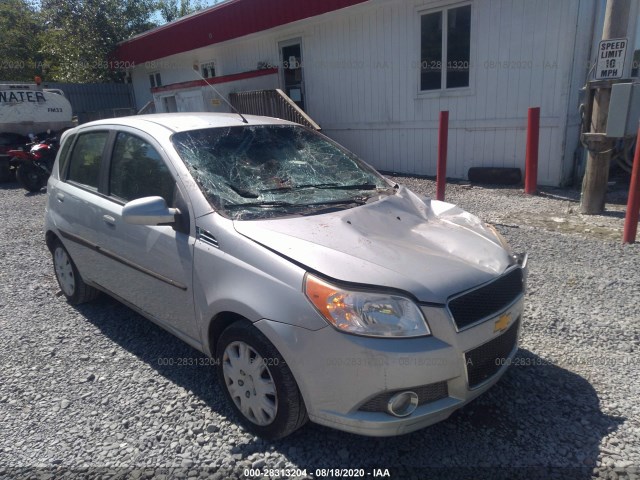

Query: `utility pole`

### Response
(580, 0, 631, 214)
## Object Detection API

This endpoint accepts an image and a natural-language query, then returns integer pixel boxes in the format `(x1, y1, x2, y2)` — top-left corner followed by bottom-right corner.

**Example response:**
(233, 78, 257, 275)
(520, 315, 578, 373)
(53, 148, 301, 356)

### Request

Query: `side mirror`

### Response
(122, 196, 178, 225)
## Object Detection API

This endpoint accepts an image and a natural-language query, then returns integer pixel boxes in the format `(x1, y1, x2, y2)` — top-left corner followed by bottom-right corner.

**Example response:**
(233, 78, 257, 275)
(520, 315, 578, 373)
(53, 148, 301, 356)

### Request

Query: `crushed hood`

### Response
(233, 187, 514, 304)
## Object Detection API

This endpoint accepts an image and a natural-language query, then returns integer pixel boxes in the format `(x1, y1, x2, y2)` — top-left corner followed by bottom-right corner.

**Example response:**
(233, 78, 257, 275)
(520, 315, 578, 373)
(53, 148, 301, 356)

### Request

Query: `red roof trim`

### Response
(114, 0, 368, 65)
(151, 68, 278, 94)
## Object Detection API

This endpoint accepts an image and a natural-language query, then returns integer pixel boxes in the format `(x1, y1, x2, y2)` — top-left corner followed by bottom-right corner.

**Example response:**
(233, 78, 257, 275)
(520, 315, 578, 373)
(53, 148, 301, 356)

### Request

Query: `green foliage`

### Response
(157, 0, 206, 23)
(1, 0, 216, 84)
(38, 0, 158, 82)
(0, 0, 42, 81)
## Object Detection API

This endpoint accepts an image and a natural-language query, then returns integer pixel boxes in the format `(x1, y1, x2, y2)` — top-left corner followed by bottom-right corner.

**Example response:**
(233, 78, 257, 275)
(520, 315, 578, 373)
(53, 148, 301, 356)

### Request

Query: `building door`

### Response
(163, 96, 177, 112)
(280, 39, 305, 110)
(178, 91, 205, 112)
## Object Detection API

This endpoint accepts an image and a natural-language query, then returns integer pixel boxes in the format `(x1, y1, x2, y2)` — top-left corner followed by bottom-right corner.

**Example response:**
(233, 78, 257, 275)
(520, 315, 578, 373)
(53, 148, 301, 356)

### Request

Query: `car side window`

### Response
(58, 134, 76, 176)
(67, 132, 109, 190)
(109, 132, 175, 205)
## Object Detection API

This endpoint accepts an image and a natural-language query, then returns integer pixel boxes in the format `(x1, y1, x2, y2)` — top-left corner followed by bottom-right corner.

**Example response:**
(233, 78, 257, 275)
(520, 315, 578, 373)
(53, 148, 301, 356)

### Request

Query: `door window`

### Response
(109, 132, 175, 205)
(67, 131, 109, 190)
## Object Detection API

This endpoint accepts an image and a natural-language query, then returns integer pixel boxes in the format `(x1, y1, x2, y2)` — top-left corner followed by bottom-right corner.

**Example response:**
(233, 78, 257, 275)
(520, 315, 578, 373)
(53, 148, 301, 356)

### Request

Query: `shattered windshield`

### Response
(172, 124, 393, 220)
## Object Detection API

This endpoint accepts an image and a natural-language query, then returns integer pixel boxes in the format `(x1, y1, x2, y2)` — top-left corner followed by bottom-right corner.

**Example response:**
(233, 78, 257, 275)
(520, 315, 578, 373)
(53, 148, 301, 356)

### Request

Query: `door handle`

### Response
(102, 215, 116, 226)
(56, 193, 65, 202)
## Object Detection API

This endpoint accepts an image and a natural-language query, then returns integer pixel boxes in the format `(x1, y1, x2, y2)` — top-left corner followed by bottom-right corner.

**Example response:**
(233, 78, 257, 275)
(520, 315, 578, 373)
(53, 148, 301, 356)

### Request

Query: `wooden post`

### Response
(580, 0, 631, 214)
(525, 107, 540, 194)
(436, 111, 449, 201)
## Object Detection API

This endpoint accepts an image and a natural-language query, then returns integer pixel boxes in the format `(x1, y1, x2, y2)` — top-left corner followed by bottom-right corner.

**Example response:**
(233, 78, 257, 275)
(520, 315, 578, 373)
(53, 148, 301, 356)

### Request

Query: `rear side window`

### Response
(67, 132, 109, 190)
(57, 134, 76, 176)
(109, 132, 175, 205)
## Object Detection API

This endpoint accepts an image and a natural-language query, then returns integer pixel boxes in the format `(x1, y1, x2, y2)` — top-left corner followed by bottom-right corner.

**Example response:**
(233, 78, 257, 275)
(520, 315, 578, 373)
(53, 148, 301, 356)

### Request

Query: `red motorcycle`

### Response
(9, 136, 59, 192)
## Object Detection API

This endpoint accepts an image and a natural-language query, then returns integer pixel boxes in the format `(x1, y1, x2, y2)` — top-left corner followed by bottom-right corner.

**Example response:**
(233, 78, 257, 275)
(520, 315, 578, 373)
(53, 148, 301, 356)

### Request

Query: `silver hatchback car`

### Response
(45, 113, 526, 439)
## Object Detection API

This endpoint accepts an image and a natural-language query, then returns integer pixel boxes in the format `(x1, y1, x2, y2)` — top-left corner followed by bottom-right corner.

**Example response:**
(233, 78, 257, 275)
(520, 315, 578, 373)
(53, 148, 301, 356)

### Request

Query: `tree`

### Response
(3, 0, 216, 84)
(38, 0, 157, 82)
(0, 0, 42, 81)
(157, 0, 206, 23)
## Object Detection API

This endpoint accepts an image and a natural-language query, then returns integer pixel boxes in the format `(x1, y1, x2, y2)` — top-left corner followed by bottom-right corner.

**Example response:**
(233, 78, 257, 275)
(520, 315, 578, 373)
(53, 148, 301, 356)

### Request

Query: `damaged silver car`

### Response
(45, 113, 526, 439)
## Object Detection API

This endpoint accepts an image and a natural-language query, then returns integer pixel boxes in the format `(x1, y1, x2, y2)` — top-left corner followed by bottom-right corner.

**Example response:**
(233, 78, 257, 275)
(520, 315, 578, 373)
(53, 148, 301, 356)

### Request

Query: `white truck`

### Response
(0, 83, 74, 181)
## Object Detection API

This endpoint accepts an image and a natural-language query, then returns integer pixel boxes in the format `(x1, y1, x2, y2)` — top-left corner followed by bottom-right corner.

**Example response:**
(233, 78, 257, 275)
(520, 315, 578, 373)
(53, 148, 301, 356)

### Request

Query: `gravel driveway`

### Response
(0, 177, 638, 480)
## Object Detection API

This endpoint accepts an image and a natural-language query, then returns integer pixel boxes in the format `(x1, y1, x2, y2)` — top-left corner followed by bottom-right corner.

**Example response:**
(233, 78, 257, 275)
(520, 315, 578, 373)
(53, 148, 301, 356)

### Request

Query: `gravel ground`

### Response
(0, 175, 638, 480)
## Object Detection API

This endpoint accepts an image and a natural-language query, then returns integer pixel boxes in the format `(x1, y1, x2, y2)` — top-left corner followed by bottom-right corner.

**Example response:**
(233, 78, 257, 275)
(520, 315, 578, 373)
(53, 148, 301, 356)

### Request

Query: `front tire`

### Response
(216, 322, 308, 439)
(16, 162, 45, 192)
(51, 239, 99, 304)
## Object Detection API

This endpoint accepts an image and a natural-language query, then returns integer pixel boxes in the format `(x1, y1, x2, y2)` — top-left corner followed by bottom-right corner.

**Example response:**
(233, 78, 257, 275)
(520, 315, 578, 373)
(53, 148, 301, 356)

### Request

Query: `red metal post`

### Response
(525, 107, 540, 195)
(436, 111, 449, 201)
(623, 127, 640, 244)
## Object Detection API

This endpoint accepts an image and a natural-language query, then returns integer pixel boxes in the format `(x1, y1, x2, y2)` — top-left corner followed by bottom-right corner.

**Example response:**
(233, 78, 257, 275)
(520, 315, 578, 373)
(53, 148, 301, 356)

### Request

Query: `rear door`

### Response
(49, 129, 110, 284)
(92, 129, 199, 343)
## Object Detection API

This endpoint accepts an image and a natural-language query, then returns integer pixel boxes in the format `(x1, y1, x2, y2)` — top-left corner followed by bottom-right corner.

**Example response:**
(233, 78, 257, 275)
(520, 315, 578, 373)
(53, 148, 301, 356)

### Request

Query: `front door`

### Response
(280, 39, 305, 110)
(94, 129, 199, 343)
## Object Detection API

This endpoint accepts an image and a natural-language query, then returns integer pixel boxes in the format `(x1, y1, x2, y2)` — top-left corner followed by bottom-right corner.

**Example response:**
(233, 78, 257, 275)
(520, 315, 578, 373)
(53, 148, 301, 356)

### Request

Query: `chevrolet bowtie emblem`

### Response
(494, 313, 512, 333)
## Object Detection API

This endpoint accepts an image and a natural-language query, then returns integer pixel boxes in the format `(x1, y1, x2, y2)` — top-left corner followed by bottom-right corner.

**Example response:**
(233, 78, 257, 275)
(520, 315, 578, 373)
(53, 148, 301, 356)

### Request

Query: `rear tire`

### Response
(16, 162, 45, 192)
(216, 321, 308, 439)
(51, 239, 99, 304)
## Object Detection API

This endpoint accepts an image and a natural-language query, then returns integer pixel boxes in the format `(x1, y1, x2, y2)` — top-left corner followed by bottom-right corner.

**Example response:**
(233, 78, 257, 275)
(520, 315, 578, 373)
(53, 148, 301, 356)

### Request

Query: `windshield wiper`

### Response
(318, 183, 378, 190)
(259, 183, 339, 193)
(226, 183, 259, 198)
(225, 198, 368, 210)
(260, 183, 380, 193)
(225, 201, 297, 209)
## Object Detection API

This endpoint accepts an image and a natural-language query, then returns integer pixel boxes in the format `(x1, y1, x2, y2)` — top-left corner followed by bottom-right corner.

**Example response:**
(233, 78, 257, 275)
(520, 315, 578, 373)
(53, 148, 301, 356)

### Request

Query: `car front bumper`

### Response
(255, 295, 524, 437)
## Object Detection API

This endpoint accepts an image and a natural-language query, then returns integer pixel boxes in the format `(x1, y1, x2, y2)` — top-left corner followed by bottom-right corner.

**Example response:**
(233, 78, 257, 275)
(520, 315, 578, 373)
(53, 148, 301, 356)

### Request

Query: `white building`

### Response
(114, 0, 640, 186)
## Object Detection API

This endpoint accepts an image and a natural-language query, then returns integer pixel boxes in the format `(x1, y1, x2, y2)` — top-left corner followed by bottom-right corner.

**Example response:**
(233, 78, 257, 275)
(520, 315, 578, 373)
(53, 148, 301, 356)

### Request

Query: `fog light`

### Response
(387, 391, 418, 417)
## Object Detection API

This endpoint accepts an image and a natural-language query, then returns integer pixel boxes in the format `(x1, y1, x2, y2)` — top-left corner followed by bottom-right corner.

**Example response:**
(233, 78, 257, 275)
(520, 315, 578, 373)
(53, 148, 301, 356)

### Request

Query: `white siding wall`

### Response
(562, 0, 600, 185)
(130, 0, 597, 186)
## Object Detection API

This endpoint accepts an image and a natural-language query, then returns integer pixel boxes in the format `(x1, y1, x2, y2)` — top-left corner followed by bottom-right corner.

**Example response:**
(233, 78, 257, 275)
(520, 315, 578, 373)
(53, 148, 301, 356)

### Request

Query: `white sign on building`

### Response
(595, 38, 628, 80)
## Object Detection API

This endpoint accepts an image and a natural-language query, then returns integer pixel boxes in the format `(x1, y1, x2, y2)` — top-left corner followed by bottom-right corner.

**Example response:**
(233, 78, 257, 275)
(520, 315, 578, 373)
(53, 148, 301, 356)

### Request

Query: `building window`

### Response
(201, 61, 216, 79)
(149, 73, 162, 88)
(420, 4, 471, 91)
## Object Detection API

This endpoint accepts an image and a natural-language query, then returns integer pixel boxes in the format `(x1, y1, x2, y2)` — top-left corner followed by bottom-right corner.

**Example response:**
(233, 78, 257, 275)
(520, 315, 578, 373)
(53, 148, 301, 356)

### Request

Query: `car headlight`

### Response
(304, 274, 430, 337)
